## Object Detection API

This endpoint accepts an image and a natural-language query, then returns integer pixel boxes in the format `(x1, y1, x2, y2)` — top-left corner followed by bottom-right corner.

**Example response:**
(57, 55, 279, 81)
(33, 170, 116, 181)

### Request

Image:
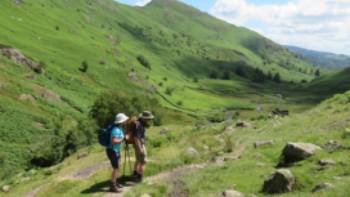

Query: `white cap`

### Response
(114, 113, 129, 124)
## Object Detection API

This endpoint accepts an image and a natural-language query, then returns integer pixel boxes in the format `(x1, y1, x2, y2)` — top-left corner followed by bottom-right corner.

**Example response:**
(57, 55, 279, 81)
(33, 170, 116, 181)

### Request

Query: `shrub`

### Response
(137, 55, 151, 69)
(222, 71, 231, 80)
(209, 70, 218, 79)
(177, 101, 183, 106)
(193, 77, 199, 83)
(235, 66, 245, 77)
(79, 61, 89, 73)
(165, 87, 173, 96)
(55, 26, 60, 31)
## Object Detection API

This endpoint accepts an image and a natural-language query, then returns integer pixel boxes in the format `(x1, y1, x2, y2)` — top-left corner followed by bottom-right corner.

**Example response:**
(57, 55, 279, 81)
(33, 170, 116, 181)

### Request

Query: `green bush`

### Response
(137, 55, 151, 69)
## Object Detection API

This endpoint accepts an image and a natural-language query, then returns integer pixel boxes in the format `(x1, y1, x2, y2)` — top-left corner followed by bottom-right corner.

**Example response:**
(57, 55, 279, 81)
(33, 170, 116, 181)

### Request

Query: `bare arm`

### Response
(111, 137, 123, 145)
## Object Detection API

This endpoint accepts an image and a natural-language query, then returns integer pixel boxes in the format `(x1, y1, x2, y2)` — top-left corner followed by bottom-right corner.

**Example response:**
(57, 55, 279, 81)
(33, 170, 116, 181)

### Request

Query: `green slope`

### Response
(0, 0, 321, 182)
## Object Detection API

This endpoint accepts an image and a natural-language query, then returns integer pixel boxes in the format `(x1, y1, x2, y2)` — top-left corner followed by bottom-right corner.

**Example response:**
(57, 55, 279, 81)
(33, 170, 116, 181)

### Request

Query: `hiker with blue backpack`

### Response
(99, 113, 129, 193)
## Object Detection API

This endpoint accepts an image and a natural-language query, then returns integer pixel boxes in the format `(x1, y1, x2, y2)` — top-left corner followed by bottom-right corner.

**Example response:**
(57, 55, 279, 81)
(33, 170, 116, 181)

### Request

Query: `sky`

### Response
(115, 0, 350, 55)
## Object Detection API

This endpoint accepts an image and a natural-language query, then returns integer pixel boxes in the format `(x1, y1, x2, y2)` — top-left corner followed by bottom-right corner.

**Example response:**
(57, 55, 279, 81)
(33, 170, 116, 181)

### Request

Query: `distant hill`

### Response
(285, 45, 350, 69)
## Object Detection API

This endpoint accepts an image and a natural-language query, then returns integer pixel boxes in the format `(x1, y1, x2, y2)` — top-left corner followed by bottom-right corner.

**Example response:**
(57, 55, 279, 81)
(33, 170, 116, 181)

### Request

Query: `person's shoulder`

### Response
(112, 126, 122, 133)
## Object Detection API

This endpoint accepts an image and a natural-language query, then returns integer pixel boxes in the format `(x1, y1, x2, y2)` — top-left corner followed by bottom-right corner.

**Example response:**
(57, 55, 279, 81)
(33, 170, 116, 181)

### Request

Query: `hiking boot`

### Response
(131, 174, 143, 183)
(116, 183, 124, 188)
(109, 183, 120, 193)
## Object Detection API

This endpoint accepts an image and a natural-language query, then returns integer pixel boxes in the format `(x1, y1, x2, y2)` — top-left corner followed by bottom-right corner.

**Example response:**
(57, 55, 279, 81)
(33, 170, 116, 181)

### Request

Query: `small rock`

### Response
(20, 177, 31, 182)
(159, 128, 170, 135)
(186, 147, 199, 157)
(203, 145, 209, 150)
(319, 159, 336, 166)
(225, 125, 235, 133)
(34, 122, 45, 129)
(18, 94, 36, 104)
(323, 140, 342, 151)
(128, 71, 138, 81)
(2, 185, 10, 193)
(312, 183, 335, 192)
(28, 169, 37, 175)
(140, 194, 152, 197)
(280, 142, 321, 165)
(262, 169, 295, 194)
(77, 152, 89, 160)
(236, 121, 249, 128)
(254, 140, 274, 148)
(222, 189, 245, 197)
(214, 156, 225, 165)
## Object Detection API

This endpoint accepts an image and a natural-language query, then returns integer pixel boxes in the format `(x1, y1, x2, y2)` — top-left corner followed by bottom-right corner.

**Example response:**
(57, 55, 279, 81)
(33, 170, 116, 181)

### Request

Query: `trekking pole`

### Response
(126, 145, 132, 175)
(123, 143, 127, 177)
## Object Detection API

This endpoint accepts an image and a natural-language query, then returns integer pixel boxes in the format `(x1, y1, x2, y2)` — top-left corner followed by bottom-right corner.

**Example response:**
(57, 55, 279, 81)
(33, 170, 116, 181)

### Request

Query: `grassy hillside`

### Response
(0, 0, 331, 189)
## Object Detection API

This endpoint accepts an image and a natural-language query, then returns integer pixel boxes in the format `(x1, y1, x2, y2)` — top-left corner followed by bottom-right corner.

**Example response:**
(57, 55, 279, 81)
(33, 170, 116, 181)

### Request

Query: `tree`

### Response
(209, 70, 218, 79)
(222, 71, 231, 80)
(252, 68, 266, 83)
(235, 66, 245, 77)
(273, 73, 281, 83)
(315, 69, 321, 77)
(267, 71, 273, 80)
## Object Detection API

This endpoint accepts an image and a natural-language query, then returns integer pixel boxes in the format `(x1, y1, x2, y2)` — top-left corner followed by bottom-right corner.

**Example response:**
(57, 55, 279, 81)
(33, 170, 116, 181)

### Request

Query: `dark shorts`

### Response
(106, 149, 120, 169)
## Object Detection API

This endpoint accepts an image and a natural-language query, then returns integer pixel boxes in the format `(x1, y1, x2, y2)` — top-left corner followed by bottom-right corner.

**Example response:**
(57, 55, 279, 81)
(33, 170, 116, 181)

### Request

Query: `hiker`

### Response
(126, 111, 154, 182)
(106, 113, 129, 193)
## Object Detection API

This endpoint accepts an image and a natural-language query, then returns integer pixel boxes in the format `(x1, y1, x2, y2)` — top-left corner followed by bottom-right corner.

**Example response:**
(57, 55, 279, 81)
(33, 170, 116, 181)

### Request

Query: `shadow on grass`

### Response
(81, 176, 136, 194)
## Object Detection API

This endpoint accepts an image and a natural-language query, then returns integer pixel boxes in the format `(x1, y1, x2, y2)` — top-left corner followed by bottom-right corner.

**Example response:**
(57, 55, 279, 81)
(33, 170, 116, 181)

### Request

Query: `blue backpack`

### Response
(98, 124, 115, 147)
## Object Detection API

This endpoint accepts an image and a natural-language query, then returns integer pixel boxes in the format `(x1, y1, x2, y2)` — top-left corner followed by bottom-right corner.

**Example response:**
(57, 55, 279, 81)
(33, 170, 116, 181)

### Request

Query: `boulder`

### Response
(280, 142, 321, 165)
(221, 189, 244, 197)
(319, 159, 336, 166)
(2, 185, 10, 193)
(312, 183, 335, 192)
(186, 147, 199, 157)
(128, 71, 138, 81)
(262, 169, 295, 194)
(18, 94, 36, 104)
(254, 140, 274, 148)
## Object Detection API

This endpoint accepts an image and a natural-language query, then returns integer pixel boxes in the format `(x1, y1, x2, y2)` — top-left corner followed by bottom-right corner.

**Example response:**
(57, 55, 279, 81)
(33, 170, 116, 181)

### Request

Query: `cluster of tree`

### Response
(90, 92, 163, 128)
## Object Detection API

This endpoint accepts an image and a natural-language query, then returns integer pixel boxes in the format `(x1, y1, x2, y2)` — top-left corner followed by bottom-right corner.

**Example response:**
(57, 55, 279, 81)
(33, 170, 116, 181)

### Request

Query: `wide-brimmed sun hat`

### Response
(114, 113, 129, 124)
(139, 111, 154, 120)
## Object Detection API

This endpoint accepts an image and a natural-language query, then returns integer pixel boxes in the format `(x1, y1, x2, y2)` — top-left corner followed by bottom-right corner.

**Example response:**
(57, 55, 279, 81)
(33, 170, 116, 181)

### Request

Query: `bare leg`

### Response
(112, 168, 119, 184)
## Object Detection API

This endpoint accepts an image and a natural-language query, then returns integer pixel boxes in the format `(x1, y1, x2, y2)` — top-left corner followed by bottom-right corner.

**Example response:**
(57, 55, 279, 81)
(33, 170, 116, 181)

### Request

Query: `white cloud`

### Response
(210, 0, 350, 55)
(134, 0, 151, 6)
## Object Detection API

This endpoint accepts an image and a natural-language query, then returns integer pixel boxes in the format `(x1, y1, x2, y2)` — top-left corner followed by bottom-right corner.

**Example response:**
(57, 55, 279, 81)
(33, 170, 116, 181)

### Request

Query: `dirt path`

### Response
(60, 161, 110, 181)
(24, 144, 246, 197)
(105, 164, 206, 197)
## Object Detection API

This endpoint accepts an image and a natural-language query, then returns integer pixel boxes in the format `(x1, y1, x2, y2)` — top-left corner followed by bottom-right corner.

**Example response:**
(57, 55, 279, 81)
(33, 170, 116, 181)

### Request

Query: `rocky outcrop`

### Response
(0, 46, 44, 74)
(262, 169, 295, 194)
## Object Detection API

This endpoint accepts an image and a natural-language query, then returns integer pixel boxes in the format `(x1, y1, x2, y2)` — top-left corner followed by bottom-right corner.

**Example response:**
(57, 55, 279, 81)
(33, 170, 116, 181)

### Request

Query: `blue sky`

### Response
(115, 0, 350, 55)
